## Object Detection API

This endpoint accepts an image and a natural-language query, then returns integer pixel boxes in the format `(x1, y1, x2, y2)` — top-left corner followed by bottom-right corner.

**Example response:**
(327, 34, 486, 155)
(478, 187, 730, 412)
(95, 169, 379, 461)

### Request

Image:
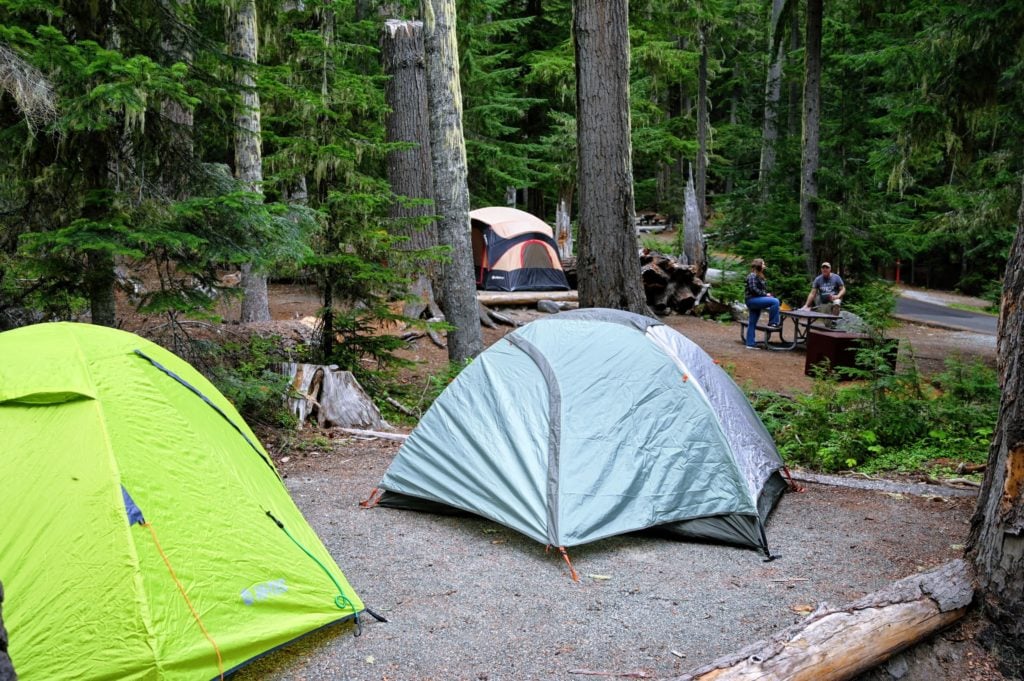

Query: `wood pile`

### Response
(640, 249, 730, 316)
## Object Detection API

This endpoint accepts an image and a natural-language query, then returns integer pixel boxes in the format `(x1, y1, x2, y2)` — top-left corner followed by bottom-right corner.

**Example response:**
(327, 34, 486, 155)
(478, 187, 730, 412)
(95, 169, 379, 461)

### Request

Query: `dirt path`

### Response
(388, 303, 996, 400)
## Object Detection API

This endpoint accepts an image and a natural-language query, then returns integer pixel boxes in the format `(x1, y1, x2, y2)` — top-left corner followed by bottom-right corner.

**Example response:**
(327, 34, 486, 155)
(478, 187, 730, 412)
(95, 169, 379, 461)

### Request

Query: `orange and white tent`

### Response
(469, 207, 570, 292)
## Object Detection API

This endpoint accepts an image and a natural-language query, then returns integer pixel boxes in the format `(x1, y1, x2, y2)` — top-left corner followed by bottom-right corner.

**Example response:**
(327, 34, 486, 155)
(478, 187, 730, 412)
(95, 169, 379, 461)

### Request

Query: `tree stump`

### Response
(281, 363, 384, 430)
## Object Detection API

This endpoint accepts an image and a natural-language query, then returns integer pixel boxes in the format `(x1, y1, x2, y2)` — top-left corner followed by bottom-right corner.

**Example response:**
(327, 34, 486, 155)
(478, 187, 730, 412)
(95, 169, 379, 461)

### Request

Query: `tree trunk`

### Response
(800, 0, 822, 276)
(788, 7, 801, 138)
(71, 5, 117, 328)
(695, 25, 709, 222)
(157, 0, 195, 207)
(83, 134, 117, 327)
(758, 0, 785, 201)
(555, 196, 574, 261)
(967, 178, 1024, 665)
(229, 0, 271, 322)
(682, 167, 705, 277)
(421, 0, 484, 361)
(382, 19, 441, 321)
(672, 559, 973, 681)
(86, 251, 117, 327)
(573, 0, 649, 315)
(725, 82, 738, 195)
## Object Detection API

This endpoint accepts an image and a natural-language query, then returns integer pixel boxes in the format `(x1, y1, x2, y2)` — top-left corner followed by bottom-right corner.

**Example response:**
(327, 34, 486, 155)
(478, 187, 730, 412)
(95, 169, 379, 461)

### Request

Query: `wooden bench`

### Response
(738, 320, 787, 348)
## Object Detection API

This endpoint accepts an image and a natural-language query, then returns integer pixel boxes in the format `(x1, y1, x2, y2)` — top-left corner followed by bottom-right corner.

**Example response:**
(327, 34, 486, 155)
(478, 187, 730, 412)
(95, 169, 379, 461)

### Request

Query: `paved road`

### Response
(894, 296, 998, 335)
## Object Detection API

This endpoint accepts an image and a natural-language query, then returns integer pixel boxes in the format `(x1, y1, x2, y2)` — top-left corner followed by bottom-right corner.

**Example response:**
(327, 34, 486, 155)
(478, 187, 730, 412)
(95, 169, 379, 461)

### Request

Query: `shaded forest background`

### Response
(1, 0, 1021, 331)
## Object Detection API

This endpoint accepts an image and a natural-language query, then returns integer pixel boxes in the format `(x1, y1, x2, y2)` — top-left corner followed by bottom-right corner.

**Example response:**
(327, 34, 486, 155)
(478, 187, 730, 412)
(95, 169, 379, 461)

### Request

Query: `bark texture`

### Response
(573, 0, 649, 315)
(800, 0, 822, 276)
(968, 179, 1024, 662)
(673, 559, 973, 681)
(682, 167, 705, 276)
(695, 26, 708, 220)
(230, 0, 270, 322)
(421, 0, 483, 360)
(382, 19, 441, 321)
(758, 0, 785, 200)
(157, 0, 195, 204)
(281, 363, 384, 430)
(555, 197, 574, 261)
(476, 290, 578, 307)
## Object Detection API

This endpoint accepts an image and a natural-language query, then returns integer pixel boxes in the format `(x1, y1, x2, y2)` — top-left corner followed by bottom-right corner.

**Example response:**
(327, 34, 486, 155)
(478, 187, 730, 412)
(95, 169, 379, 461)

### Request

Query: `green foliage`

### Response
(319, 307, 415, 397)
(384, 356, 472, 425)
(843, 278, 898, 333)
(715, 192, 809, 306)
(208, 335, 298, 429)
(752, 354, 998, 474)
(416, 358, 473, 416)
(704, 253, 746, 306)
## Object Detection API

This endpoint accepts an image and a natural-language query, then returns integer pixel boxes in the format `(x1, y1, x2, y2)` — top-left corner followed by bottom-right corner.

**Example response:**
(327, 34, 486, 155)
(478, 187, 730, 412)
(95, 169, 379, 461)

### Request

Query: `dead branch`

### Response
(336, 427, 408, 442)
(385, 396, 416, 416)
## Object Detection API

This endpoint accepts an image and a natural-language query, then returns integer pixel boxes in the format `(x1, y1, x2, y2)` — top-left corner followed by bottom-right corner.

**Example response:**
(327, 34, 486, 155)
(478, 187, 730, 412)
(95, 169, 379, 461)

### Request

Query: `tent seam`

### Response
(507, 333, 562, 546)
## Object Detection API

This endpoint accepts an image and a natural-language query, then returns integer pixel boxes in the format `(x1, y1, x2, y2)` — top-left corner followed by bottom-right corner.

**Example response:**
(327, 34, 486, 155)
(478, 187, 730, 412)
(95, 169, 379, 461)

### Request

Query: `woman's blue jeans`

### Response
(745, 296, 781, 346)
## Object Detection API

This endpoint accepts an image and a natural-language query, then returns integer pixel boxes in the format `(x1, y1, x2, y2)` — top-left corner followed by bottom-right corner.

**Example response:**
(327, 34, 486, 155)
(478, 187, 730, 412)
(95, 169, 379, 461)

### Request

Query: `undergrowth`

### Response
(751, 353, 998, 475)
(207, 334, 299, 429)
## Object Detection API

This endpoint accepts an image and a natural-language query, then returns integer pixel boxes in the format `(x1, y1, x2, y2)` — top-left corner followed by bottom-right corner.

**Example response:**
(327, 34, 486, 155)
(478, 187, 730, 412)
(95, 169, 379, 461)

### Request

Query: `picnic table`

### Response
(738, 308, 841, 351)
(777, 309, 841, 350)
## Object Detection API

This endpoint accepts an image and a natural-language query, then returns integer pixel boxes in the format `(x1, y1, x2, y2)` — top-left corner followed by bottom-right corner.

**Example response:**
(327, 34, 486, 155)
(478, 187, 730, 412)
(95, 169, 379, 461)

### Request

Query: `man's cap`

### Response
(820, 262, 831, 269)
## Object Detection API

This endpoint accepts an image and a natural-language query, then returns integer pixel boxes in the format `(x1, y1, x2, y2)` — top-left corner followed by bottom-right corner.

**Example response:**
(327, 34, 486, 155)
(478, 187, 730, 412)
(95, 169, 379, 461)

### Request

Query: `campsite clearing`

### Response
(98, 283, 1002, 680)
(228, 287, 1003, 681)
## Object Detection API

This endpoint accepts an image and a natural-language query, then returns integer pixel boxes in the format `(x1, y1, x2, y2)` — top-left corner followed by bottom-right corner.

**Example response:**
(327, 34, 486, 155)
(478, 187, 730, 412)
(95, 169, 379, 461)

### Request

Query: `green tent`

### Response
(0, 322, 364, 680)
(375, 309, 787, 559)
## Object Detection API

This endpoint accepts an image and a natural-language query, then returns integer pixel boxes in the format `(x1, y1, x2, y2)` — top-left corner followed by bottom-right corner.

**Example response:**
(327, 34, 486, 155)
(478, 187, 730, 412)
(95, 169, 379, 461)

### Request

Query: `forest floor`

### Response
(194, 280, 1010, 681)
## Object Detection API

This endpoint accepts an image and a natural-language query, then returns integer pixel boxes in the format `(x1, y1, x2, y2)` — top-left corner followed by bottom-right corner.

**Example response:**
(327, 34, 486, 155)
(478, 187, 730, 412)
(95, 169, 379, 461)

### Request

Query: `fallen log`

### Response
(672, 559, 973, 681)
(336, 427, 408, 442)
(476, 290, 578, 306)
(478, 301, 520, 327)
(790, 471, 977, 498)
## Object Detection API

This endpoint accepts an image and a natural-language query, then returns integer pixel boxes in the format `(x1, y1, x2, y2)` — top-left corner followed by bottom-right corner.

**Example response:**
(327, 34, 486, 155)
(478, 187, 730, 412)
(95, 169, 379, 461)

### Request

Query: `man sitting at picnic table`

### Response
(800, 261, 846, 314)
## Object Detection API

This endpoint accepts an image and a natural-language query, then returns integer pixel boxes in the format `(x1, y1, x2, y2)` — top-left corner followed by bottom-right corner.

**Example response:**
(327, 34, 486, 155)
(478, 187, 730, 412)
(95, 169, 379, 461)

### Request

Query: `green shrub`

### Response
(319, 307, 416, 397)
(421, 358, 472, 413)
(752, 352, 997, 474)
(208, 334, 298, 429)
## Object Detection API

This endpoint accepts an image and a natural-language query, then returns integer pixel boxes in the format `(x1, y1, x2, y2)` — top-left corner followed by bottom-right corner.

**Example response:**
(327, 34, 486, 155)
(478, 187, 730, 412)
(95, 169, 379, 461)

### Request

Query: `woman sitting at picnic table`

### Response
(744, 258, 781, 349)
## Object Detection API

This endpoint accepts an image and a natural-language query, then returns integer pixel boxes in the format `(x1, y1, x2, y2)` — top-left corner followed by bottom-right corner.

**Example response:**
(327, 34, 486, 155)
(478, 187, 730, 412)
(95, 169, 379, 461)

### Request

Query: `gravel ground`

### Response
(236, 439, 977, 681)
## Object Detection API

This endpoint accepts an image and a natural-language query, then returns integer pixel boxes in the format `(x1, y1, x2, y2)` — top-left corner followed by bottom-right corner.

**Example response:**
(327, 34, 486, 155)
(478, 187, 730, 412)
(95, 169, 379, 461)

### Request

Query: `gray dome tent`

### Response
(372, 309, 787, 562)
